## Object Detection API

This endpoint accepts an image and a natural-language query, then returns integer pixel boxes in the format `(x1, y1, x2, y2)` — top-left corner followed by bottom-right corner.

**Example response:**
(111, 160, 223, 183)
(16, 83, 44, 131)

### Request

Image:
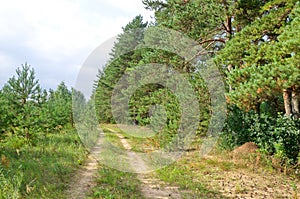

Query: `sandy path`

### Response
(66, 132, 104, 199)
(106, 128, 182, 199)
(67, 127, 182, 199)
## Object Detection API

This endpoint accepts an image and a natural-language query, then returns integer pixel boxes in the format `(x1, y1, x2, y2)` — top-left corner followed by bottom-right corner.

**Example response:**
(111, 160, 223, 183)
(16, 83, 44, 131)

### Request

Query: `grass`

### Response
(100, 124, 159, 153)
(101, 128, 124, 149)
(88, 165, 143, 199)
(87, 125, 143, 198)
(0, 128, 87, 199)
(155, 152, 230, 198)
(101, 124, 224, 197)
(96, 124, 300, 198)
(155, 149, 300, 198)
(101, 124, 223, 197)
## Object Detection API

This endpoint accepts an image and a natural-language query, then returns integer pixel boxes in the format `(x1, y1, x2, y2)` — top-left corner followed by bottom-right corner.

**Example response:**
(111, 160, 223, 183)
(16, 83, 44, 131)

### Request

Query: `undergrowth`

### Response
(0, 128, 86, 198)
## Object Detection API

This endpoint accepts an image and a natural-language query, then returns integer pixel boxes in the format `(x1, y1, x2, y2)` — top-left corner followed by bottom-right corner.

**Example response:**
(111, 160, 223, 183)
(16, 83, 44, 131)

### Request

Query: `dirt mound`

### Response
(232, 142, 258, 155)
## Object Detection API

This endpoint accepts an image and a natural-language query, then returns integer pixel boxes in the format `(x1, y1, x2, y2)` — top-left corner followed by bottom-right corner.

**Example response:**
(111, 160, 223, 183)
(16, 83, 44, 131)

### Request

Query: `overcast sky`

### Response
(0, 0, 153, 91)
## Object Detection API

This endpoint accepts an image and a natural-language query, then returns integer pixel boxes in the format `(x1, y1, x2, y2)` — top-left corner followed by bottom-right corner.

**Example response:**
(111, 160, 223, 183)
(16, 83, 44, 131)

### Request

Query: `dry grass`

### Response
(157, 148, 300, 198)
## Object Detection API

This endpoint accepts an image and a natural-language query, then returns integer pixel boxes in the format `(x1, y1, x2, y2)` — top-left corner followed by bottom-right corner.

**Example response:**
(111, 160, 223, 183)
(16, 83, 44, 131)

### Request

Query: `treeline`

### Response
(95, 0, 300, 163)
(0, 63, 89, 145)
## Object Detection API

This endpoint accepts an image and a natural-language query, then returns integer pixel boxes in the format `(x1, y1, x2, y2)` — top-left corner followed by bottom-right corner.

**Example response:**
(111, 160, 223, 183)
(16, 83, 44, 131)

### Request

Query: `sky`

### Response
(0, 0, 153, 91)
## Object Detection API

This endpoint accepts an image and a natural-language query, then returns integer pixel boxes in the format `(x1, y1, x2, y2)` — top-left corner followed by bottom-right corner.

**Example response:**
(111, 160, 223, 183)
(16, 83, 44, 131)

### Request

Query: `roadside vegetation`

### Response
(0, 128, 86, 199)
(0, 64, 88, 198)
(155, 149, 300, 198)
(1, 0, 300, 198)
(88, 165, 143, 199)
(103, 124, 300, 198)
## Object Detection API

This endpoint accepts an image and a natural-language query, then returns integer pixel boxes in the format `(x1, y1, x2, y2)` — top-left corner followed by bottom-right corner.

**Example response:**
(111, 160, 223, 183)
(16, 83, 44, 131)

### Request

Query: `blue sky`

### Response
(0, 0, 153, 90)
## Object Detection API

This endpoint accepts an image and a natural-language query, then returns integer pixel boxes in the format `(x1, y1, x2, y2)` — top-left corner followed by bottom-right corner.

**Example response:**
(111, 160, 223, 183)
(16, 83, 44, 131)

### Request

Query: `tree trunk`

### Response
(226, 15, 232, 39)
(291, 87, 299, 118)
(227, 64, 233, 92)
(256, 102, 261, 116)
(283, 89, 292, 116)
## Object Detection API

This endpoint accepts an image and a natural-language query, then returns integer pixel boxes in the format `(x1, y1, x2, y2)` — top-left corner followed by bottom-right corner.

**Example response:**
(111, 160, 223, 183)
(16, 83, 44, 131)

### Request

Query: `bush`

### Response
(272, 115, 300, 161)
(220, 106, 300, 162)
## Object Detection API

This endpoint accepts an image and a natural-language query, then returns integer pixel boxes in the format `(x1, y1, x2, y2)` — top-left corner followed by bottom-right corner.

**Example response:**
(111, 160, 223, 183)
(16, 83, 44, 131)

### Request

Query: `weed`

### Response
(234, 183, 246, 194)
(0, 165, 23, 199)
(0, 127, 86, 198)
(291, 181, 298, 199)
(156, 158, 223, 198)
(89, 165, 143, 199)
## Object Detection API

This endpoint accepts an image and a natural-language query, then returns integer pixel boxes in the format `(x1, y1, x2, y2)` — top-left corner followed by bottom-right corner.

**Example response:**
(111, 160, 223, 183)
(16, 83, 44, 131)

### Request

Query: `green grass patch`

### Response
(89, 165, 143, 199)
(155, 151, 245, 198)
(156, 162, 223, 198)
(101, 124, 159, 153)
(102, 129, 124, 149)
(0, 128, 87, 199)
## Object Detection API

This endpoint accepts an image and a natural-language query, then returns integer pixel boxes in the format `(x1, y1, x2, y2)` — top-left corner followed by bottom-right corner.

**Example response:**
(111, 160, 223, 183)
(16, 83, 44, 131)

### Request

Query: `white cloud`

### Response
(0, 53, 16, 86)
(0, 0, 153, 90)
(105, 0, 153, 21)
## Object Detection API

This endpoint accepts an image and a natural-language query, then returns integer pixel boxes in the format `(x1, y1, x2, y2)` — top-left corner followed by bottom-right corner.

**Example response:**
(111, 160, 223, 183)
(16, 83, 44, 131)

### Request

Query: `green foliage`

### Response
(0, 63, 81, 145)
(217, 0, 300, 112)
(95, 12, 213, 149)
(144, 0, 224, 40)
(129, 85, 182, 146)
(72, 88, 87, 125)
(215, 0, 300, 164)
(90, 166, 143, 199)
(95, 15, 148, 123)
(94, 0, 299, 168)
(0, 63, 44, 141)
(220, 106, 300, 162)
(143, 0, 270, 48)
(73, 92, 99, 149)
(273, 115, 300, 160)
(0, 128, 86, 198)
(0, 91, 15, 135)
(3, 63, 42, 108)
(44, 82, 73, 129)
(0, 1, 299, 197)
(0, 165, 23, 199)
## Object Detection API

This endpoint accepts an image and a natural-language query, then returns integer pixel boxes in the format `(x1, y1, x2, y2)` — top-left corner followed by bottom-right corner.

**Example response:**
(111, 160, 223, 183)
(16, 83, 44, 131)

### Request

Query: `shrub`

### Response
(220, 106, 300, 162)
(272, 115, 300, 161)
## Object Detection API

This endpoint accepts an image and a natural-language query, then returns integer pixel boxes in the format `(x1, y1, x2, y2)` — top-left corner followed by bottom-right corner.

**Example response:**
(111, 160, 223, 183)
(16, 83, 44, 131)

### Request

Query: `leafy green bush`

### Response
(272, 116, 300, 161)
(220, 106, 300, 162)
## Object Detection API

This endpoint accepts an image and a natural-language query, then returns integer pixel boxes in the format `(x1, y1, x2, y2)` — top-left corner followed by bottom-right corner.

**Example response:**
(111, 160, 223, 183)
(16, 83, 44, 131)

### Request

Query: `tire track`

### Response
(66, 131, 104, 199)
(106, 127, 182, 199)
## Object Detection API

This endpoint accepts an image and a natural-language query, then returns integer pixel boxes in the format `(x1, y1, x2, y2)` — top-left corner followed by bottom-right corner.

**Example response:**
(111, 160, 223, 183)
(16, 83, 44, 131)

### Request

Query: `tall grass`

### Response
(0, 128, 86, 198)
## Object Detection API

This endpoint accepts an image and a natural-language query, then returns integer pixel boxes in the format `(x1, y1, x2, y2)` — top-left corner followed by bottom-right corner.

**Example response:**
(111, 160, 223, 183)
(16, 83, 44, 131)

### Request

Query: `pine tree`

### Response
(216, 0, 299, 116)
(143, 0, 269, 51)
(45, 82, 73, 129)
(1, 63, 42, 140)
(3, 63, 41, 108)
(94, 15, 148, 123)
